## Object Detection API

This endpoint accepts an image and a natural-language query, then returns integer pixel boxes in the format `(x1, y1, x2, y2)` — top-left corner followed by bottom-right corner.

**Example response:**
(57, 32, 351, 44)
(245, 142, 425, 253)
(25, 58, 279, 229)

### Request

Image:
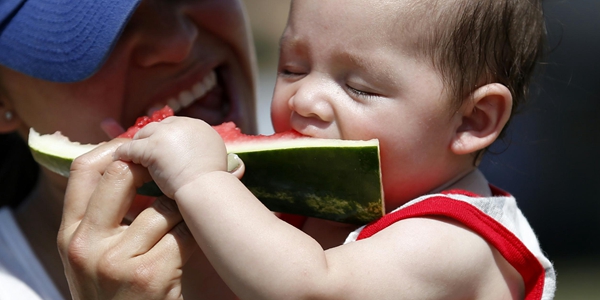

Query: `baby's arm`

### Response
(174, 175, 524, 299)
(115, 118, 523, 299)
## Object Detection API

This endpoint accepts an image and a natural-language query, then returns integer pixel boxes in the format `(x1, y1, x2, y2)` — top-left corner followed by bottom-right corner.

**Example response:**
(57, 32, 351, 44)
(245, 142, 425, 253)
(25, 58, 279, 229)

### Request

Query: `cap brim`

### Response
(0, 0, 141, 82)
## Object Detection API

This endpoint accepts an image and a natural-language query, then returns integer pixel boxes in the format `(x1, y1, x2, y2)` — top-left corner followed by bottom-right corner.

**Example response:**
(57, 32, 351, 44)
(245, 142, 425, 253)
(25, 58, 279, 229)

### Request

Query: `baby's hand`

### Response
(115, 116, 227, 198)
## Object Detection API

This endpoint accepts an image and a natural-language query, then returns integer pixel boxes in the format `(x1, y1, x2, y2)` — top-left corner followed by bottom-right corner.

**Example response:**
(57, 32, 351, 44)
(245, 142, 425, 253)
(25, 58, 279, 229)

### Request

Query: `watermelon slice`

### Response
(28, 108, 384, 224)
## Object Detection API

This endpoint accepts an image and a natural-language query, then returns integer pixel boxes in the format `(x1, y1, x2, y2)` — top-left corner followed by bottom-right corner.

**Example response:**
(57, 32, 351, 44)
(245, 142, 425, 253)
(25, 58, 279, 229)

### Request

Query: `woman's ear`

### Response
(451, 83, 512, 155)
(0, 93, 20, 133)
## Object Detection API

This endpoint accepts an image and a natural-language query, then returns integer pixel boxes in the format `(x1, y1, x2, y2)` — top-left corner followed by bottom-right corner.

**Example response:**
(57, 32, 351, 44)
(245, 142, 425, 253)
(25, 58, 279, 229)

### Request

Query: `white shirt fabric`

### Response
(0, 207, 63, 300)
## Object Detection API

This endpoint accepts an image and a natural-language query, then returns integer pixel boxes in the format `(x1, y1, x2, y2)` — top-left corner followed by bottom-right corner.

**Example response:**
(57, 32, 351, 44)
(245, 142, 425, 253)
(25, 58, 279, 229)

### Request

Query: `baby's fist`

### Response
(115, 117, 228, 198)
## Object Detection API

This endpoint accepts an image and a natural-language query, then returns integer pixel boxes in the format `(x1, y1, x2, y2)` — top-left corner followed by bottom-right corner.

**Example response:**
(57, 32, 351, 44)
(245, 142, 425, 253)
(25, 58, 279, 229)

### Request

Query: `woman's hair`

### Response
(0, 132, 39, 208)
(0, 66, 39, 208)
(412, 0, 546, 133)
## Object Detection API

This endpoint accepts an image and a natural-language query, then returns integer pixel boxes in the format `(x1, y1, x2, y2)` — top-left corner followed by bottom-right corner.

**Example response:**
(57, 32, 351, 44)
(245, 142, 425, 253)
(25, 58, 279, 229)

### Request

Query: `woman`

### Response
(0, 0, 258, 298)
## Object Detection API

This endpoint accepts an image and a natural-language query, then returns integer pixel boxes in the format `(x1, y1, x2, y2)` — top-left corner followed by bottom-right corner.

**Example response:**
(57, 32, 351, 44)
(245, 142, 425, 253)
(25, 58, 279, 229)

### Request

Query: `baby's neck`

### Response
(429, 168, 490, 197)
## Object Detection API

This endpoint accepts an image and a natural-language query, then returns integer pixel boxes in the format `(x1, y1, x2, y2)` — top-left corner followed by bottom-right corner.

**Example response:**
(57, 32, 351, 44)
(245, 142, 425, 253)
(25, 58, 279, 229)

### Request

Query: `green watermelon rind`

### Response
(236, 146, 383, 224)
(137, 143, 384, 224)
(28, 128, 384, 224)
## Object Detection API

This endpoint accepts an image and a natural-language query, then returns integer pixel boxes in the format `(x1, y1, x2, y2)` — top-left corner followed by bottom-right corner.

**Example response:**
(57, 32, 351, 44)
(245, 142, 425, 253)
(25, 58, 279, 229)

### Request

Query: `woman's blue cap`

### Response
(0, 0, 142, 82)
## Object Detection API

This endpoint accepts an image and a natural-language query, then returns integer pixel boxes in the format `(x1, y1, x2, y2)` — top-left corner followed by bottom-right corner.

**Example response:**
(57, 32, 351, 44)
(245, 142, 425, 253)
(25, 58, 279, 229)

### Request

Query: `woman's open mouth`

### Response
(146, 67, 233, 125)
(161, 69, 217, 113)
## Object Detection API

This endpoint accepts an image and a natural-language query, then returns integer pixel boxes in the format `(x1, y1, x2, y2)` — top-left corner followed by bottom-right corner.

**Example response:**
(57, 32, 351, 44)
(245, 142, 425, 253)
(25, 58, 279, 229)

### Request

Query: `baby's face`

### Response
(271, 0, 466, 207)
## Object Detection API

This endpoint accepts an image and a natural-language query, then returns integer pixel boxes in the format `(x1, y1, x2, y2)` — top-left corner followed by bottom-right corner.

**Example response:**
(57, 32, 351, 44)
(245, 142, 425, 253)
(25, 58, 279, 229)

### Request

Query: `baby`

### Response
(116, 0, 555, 299)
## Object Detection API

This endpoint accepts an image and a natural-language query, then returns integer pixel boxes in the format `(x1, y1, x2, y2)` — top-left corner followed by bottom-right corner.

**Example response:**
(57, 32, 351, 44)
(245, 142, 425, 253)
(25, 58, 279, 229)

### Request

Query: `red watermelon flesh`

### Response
(118, 105, 306, 142)
(213, 121, 305, 144)
(118, 106, 175, 138)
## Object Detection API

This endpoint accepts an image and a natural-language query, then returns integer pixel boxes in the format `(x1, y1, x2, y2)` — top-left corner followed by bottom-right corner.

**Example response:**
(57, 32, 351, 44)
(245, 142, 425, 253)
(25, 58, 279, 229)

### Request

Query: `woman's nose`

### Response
(288, 79, 335, 123)
(131, 3, 198, 67)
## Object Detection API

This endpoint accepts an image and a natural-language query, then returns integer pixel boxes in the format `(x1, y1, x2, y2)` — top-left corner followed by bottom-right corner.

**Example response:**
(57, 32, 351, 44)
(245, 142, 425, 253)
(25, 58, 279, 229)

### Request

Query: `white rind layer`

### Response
(28, 128, 98, 161)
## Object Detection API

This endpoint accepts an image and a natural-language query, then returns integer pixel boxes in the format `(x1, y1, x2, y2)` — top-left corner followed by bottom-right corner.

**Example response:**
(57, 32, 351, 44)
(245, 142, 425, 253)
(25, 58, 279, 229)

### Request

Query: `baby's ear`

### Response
(451, 83, 512, 155)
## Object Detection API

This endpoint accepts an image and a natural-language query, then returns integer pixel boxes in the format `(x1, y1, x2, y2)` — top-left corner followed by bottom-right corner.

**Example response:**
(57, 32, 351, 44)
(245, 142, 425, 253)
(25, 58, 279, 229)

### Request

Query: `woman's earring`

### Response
(4, 111, 13, 121)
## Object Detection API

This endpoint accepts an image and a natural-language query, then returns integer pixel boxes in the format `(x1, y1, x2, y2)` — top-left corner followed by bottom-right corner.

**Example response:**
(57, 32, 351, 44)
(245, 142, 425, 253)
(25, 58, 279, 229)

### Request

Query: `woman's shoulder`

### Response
(0, 207, 63, 300)
(0, 268, 45, 300)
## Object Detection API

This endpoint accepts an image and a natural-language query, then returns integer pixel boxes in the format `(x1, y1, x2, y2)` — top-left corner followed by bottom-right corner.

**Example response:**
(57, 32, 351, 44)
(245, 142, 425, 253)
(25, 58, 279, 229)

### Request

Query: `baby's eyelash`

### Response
(278, 69, 303, 77)
(278, 70, 294, 76)
(347, 85, 378, 98)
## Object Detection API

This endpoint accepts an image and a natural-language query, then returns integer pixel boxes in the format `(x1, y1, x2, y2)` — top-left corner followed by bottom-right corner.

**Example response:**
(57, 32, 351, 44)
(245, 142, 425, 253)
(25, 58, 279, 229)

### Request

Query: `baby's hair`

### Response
(412, 0, 546, 133)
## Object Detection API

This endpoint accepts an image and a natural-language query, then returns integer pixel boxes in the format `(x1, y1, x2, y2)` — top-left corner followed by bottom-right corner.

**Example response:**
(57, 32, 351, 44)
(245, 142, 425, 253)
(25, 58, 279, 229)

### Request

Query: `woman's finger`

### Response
(122, 196, 185, 255)
(80, 160, 152, 235)
(62, 139, 126, 230)
(146, 221, 198, 273)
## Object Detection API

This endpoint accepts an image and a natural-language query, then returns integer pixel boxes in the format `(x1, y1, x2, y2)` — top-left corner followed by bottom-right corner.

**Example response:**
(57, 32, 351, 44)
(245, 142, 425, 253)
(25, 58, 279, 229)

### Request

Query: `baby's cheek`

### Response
(270, 98, 293, 133)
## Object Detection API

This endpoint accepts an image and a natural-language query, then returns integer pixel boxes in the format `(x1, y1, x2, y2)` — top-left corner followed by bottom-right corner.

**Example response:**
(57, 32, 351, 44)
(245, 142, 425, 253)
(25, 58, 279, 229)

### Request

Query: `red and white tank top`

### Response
(343, 186, 556, 300)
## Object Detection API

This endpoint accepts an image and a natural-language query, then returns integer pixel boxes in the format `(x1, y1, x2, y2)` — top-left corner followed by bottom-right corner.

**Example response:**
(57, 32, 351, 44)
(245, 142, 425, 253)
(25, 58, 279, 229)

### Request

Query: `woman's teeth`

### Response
(148, 70, 218, 115)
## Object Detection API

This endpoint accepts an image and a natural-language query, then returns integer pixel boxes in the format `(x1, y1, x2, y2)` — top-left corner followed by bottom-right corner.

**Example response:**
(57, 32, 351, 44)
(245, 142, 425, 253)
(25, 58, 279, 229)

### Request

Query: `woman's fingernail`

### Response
(227, 153, 241, 173)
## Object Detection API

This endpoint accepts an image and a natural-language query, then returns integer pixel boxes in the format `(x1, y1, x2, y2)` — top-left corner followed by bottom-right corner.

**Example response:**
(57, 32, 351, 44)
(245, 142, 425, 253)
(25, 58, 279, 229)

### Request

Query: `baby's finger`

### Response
(114, 138, 153, 165)
(131, 121, 162, 140)
(227, 153, 245, 179)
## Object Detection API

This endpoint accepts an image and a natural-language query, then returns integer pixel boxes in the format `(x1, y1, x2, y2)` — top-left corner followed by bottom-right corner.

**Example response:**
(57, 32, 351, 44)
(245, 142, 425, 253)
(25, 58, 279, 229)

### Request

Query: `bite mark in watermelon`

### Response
(28, 107, 384, 224)
(118, 105, 175, 138)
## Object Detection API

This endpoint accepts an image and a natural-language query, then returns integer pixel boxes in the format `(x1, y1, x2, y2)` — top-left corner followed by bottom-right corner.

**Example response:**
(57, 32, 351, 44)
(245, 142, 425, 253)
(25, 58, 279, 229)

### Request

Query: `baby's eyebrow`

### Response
(337, 50, 401, 86)
(278, 34, 300, 51)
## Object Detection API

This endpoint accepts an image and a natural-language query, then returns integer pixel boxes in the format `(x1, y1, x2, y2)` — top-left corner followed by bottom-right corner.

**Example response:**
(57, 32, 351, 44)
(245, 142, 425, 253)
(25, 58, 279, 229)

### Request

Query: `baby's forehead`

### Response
(364, 0, 448, 38)
(382, 0, 463, 51)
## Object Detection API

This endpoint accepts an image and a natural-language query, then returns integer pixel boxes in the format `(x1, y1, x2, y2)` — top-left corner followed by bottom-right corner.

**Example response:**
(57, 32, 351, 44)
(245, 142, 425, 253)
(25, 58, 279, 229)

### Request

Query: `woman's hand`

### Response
(57, 139, 198, 300)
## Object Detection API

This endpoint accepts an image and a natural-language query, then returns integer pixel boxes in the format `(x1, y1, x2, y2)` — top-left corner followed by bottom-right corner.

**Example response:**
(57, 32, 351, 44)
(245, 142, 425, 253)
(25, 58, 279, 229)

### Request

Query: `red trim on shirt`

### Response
(356, 196, 545, 300)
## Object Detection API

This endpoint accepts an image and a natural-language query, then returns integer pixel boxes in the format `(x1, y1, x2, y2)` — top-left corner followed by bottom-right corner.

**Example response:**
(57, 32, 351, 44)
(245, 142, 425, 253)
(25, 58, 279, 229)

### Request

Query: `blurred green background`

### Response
(242, 0, 600, 299)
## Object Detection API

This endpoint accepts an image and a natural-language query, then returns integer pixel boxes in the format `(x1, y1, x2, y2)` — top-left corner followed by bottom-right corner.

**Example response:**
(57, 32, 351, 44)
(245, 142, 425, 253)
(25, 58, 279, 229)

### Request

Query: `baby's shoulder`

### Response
(363, 217, 523, 298)
(376, 216, 497, 265)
